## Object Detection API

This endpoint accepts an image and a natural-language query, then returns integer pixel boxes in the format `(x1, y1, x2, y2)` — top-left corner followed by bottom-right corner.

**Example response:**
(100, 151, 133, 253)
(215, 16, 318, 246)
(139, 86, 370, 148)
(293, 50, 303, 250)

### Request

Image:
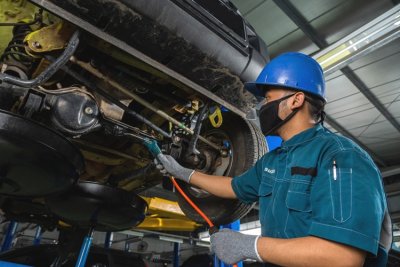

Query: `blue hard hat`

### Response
(245, 52, 326, 102)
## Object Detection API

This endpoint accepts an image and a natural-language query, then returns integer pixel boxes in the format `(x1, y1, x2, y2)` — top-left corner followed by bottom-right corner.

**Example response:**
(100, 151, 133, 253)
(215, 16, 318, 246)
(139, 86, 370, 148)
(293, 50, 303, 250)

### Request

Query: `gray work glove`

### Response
(210, 228, 263, 264)
(154, 154, 195, 183)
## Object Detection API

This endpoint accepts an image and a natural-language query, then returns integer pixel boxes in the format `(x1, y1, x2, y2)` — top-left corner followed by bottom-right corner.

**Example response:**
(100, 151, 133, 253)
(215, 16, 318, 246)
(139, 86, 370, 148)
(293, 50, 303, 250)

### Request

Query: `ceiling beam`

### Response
(272, 0, 327, 48)
(325, 115, 387, 167)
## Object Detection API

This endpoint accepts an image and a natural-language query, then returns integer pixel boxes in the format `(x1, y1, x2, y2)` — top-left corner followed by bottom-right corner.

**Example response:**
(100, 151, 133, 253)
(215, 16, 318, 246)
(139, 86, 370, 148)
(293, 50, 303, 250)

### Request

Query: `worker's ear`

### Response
(289, 92, 306, 110)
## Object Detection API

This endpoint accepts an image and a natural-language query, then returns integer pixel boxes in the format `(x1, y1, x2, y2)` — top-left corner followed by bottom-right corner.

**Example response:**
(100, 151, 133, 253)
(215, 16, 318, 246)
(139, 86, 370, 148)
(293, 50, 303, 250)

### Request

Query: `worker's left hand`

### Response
(154, 154, 195, 183)
(210, 228, 263, 264)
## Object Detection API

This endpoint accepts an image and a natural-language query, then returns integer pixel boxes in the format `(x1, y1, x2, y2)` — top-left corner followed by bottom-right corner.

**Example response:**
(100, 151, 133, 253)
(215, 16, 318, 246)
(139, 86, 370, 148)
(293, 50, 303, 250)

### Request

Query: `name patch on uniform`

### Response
(291, 166, 317, 177)
(264, 167, 276, 174)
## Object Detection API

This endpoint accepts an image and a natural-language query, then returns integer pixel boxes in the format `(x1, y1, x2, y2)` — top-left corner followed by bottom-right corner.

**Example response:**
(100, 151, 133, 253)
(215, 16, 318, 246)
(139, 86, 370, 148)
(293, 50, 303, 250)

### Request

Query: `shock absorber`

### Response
(0, 24, 38, 79)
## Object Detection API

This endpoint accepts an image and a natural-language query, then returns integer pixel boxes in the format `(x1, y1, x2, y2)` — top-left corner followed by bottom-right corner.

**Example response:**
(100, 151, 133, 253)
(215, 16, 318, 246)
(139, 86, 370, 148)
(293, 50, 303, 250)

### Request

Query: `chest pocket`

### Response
(285, 166, 315, 212)
(284, 176, 313, 238)
(286, 187, 311, 212)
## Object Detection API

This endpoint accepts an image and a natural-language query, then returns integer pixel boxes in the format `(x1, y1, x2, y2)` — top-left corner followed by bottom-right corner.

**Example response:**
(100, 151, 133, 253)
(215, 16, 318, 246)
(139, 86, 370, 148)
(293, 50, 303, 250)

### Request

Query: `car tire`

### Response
(176, 112, 267, 225)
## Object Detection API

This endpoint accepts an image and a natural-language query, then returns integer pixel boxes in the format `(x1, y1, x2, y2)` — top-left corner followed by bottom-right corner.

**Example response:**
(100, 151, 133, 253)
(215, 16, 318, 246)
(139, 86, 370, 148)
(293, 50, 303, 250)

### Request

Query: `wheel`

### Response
(176, 112, 267, 225)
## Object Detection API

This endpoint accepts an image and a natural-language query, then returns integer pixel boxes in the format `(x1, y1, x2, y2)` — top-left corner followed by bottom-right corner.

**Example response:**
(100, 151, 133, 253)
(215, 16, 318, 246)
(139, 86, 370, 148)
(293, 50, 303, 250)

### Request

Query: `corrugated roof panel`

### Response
(350, 48, 400, 89)
(357, 120, 399, 141)
(324, 73, 360, 102)
(326, 93, 374, 117)
(371, 80, 400, 99)
(268, 29, 319, 57)
(333, 107, 381, 130)
(365, 139, 400, 165)
(351, 119, 400, 165)
(379, 90, 400, 105)
(241, 1, 298, 46)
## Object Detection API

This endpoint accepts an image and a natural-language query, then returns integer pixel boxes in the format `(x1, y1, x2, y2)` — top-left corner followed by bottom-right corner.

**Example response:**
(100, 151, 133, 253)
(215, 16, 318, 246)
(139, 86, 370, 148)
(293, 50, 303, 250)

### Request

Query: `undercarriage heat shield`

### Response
(0, 110, 84, 197)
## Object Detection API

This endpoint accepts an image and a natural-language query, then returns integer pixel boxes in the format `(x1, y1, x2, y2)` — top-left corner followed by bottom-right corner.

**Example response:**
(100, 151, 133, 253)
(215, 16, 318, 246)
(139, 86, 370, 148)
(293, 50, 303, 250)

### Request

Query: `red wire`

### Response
(170, 176, 214, 227)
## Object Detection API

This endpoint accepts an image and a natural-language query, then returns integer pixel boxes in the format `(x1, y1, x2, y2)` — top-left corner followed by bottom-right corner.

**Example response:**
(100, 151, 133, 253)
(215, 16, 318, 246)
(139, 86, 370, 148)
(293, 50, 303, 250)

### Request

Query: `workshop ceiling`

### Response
(231, 0, 400, 171)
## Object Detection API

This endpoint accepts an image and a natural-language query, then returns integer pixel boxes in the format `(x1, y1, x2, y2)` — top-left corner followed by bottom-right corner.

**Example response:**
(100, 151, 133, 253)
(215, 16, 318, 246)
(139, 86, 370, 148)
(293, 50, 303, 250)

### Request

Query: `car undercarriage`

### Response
(0, 0, 268, 231)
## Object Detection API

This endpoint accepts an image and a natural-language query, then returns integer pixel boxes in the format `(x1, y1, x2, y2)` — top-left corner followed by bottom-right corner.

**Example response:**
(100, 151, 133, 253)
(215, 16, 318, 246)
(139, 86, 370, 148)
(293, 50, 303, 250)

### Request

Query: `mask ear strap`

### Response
(319, 110, 326, 125)
(304, 96, 326, 125)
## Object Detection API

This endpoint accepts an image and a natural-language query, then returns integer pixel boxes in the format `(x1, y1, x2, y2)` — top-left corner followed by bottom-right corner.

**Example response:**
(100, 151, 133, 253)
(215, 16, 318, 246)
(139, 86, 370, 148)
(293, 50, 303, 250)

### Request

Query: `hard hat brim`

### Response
(244, 82, 266, 98)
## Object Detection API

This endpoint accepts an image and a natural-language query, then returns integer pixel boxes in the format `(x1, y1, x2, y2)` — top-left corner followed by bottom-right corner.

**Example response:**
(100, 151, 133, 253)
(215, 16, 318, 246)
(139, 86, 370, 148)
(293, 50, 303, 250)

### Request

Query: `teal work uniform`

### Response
(232, 124, 392, 266)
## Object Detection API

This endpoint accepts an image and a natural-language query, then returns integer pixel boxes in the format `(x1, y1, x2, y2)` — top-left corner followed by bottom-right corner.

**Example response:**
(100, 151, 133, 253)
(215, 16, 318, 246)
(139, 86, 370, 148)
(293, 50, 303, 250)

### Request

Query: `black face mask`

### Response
(258, 94, 298, 136)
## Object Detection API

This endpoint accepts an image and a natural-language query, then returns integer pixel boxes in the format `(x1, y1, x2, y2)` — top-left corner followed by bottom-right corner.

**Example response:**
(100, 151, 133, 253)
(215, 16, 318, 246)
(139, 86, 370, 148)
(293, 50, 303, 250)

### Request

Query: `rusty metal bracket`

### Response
(25, 21, 75, 53)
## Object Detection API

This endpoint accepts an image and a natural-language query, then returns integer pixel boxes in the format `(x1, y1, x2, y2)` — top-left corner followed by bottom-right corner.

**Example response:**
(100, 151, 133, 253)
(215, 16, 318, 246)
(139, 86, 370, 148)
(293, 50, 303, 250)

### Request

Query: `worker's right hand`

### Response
(154, 154, 195, 183)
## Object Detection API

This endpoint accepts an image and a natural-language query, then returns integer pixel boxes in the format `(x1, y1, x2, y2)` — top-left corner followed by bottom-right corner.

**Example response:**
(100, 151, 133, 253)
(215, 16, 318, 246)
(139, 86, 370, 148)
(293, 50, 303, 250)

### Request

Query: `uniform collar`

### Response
(281, 124, 324, 148)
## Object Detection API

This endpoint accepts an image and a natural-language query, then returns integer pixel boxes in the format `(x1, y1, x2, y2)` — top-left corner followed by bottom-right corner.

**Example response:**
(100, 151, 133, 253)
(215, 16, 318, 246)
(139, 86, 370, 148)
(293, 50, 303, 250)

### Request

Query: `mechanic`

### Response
(155, 52, 392, 267)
